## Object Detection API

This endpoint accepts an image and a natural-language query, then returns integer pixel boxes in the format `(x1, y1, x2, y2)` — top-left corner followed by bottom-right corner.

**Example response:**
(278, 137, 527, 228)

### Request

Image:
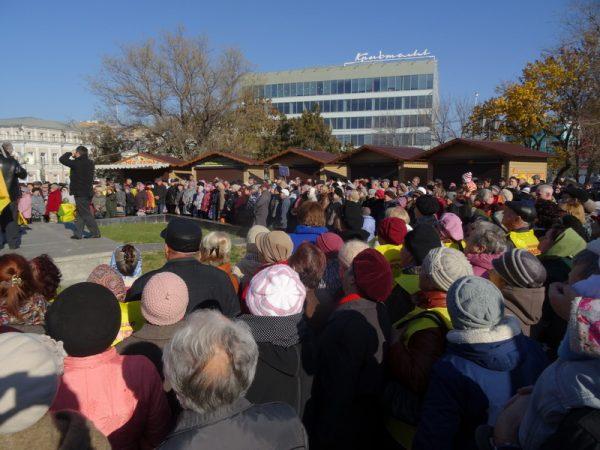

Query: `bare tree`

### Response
(430, 95, 476, 145)
(89, 28, 250, 159)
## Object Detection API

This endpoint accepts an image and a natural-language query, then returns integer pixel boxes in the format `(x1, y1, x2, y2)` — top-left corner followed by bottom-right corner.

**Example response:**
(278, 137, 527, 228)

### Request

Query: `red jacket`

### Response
(46, 190, 62, 214)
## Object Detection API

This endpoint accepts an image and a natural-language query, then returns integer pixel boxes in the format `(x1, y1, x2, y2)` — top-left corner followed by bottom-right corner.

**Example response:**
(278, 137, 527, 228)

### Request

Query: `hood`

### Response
(446, 317, 525, 371)
(466, 252, 501, 270)
(501, 285, 545, 326)
(294, 224, 328, 235)
(544, 228, 587, 258)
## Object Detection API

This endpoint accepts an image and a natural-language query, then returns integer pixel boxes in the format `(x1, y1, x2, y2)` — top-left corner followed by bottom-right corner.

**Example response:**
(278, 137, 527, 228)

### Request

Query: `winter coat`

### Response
(0, 153, 27, 200)
(413, 317, 548, 450)
(18, 192, 32, 219)
(342, 200, 364, 232)
(165, 186, 179, 205)
(306, 295, 391, 450)
(159, 398, 308, 450)
(253, 190, 271, 227)
(0, 410, 111, 450)
(519, 358, 600, 450)
(466, 252, 502, 278)
(46, 189, 62, 213)
(501, 285, 545, 338)
(134, 191, 147, 211)
(288, 224, 329, 251)
(240, 314, 313, 419)
(59, 153, 94, 198)
(362, 214, 376, 242)
(126, 257, 240, 318)
(274, 196, 291, 230)
(105, 193, 117, 218)
(154, 184, 167, 203)
(388, 291, 452, 395)
(50, 347, 172, 450)
(116, 190, 126, 207)
(31, 194, 46, 217)
(91, 194, 106, 214)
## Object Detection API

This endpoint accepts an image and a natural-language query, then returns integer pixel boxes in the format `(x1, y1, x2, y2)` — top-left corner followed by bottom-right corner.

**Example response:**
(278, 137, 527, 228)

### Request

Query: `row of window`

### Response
(17, 151, 60, 165)
(0, 132, 77, 143)
(335, 132, 432, 147)
(273, 94, 433, 115)
(254, 73, 434, 99)
(324, 114, 431, 130)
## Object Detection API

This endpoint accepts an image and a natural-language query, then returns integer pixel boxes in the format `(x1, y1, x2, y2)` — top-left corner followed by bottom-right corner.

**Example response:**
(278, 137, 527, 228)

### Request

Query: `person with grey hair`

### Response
(536, 183, 554, 201)
(0, 142, 27, 249)
(464, 221, 508, 278)
(160, 310, 308, 450)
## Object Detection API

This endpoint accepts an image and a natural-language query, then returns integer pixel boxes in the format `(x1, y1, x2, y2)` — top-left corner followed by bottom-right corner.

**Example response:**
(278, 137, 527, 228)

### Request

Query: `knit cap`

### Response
(415, 194, 439, 216)
(404, 224, 442, 266)
(142, 272, 189, 326)
(568, 296, 600, 358)
(492, 248, 547, 288)
(316, 232, 344, 257)
(422, 247, 474, 292)
(438, 212, 464, 241)
(447, 276, 505, 330)
(352, 248, 393, 302)
(45, 282, 121, 357)
(378, 218, 408, 245)
(247, 264, 307, 316)
(87, 264, 126, 301)
(0, 333, 66, 433)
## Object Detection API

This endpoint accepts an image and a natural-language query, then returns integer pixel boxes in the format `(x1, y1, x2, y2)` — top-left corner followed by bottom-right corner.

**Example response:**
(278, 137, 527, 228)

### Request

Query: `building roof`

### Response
(415, 138, 550, 160)
(262, 148, 339, 164)
(0, 117, 77, 131)
(184, 151, 261, 167)
(334, 145, 424, 163)
(96, 152, 183, 170)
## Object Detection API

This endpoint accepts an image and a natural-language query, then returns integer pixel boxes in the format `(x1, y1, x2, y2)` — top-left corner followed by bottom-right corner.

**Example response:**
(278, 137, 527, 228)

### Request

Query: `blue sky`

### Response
(0, 0, 567, 122)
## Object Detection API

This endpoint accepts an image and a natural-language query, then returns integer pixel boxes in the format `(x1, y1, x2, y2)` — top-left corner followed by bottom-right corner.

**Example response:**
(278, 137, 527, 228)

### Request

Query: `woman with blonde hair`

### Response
(199, 231, 239, 292)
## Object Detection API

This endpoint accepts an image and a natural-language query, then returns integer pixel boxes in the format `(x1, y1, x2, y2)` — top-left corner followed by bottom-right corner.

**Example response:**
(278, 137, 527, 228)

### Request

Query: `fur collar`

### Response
(446, 316, 521, 344)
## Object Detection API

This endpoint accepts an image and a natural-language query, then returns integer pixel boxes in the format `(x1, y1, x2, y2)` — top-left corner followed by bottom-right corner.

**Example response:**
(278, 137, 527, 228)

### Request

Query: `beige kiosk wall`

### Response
(506, 161, 548, 183)
(322, 163, 348, 179)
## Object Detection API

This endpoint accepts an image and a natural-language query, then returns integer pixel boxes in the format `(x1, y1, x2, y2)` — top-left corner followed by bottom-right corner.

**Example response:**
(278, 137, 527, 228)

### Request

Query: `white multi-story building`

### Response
(246, 51, 438, 148)
(0, 117, 84, 182)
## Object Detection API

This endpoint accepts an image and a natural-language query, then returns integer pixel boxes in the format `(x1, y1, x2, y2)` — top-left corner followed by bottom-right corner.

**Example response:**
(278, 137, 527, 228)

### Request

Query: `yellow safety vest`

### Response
(443, 240, 466, 251)
(508, 229, 540, 255)
(112, 301, 145, 346)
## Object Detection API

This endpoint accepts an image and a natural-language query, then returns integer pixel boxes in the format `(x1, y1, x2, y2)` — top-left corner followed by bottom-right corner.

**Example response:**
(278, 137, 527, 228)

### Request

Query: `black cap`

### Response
(160, 218, 202, 253)
(505, 200, 537, 223)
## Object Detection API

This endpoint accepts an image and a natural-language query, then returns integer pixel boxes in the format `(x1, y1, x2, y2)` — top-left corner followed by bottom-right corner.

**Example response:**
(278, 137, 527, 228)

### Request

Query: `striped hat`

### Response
(492, 248, 547, 288)
(246, 264, 307, 317)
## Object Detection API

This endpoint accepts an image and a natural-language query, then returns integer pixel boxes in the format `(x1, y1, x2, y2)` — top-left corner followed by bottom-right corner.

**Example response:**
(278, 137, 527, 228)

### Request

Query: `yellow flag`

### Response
(0, 170, 10, 214)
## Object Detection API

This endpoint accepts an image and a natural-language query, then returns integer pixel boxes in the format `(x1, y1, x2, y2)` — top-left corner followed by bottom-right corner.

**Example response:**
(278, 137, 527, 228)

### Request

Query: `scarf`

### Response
(239, 313, 304, 347)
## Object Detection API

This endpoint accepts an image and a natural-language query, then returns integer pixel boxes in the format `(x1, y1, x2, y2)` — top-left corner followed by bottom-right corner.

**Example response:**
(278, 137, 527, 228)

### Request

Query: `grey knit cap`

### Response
(421, 247, 474, 292)
(492, 248, 547, 288)
(447, 276, 505, 330)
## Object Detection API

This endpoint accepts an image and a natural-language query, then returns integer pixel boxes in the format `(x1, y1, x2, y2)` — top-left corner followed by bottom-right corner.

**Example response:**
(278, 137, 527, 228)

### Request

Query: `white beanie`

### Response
(246, 265, 306, 316)
(421, 247, 474, 292)
(0, 333, 66, 434)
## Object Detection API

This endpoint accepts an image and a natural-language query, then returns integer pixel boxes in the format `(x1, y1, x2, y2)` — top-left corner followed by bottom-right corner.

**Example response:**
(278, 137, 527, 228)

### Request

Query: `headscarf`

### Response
(255, 231, 293, 264)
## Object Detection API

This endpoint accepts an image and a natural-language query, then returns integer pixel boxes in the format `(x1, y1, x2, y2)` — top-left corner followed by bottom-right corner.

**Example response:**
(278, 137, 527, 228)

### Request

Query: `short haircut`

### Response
(466, 221, 507, 254)
(163, 310, 258, 414)
(361, 207, 371, 216)
(75, 145, 88, 157)
(297, 201, 326, 227)
(288, 242, 326, 289)
(385, 206, 411, 224)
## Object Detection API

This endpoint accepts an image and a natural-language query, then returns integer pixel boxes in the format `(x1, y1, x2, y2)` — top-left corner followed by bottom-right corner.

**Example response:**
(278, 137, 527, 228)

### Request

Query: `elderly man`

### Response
(502, 200, 540, 254)
(160, 310, 307, 449)
(125, 218, 239, 316)
(0, 142, 27, 249)
(536, 184, 554, 201)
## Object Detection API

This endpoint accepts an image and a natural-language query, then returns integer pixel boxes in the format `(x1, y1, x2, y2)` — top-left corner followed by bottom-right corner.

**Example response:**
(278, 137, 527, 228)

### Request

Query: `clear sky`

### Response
(0, 0, 568, 122)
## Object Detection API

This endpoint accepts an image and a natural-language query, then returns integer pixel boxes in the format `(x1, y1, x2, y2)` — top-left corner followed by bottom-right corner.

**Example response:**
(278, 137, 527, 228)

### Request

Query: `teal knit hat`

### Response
(447, 276, 504, 330)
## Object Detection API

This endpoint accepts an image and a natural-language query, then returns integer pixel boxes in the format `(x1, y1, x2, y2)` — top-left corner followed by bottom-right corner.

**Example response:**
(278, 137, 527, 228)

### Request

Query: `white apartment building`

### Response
(0, 117, 84, 182)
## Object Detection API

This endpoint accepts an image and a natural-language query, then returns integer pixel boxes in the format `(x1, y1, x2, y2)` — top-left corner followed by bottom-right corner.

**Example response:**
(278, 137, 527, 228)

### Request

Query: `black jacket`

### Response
(59, 153, 94, 197)
(154, 184, 168, 203)
(125, 257, 240, 317)
(306, 297, 391, 450)
(159, 398, 308, 450)
(166, 186, 179, 205)
(0, 154, 27, 201)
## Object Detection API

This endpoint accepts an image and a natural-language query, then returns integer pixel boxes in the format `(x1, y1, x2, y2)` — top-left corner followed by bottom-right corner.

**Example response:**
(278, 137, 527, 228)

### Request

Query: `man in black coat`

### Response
(153, 178, 168, 214)
(125, 218, 240, 317)
(59, 145, 101, 239)
(0, 142, 27, 249)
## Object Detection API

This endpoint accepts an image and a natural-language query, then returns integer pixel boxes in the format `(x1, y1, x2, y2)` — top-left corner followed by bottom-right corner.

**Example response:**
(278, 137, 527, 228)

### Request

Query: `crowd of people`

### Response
(1, 139, 600, 449)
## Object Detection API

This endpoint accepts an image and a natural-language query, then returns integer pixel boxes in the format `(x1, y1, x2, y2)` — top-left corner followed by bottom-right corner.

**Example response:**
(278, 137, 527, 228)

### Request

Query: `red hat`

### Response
(316, 232, 344, 257)
(377, 218, 407, 245)
(352, 248, 393, 302)
(375, 189, 386, 199)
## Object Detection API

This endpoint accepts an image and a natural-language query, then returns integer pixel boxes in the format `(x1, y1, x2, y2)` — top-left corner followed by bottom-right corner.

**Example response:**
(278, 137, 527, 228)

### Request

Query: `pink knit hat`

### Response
(438, 212, 464, 241)
(141, 272, 189, 325)
(246, 265, 307, 317)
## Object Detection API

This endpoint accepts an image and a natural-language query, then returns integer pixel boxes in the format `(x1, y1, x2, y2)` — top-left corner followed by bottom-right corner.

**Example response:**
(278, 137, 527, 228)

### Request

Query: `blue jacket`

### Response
(413, 318, 548, 450)
(288, 225, 328, 252)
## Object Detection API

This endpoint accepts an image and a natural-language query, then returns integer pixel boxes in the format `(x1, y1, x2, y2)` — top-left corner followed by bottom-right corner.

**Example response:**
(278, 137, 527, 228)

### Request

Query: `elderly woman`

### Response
(288, 242, 327, 290)
(110, 244, 143, 289)
(160, 310, 308, 449)
(233, 225, 269, 283)
(0, 254, 48, 333)
(255, 230, 294, 266)
(241, 264, 313, 418)
(199, 231, 239, 292)
(29, 254, 61, 302)
(437, 212, 465, 251)
(288, 201, 328, 251)
(315, 232, 344, 295)
(47, 283, 171, 449)
(464, 220, 508, 277)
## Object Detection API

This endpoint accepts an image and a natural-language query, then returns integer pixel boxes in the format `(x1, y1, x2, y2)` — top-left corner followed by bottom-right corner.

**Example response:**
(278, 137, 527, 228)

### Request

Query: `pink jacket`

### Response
(51, 347, 171, 450)
(466, 252, 502, 278)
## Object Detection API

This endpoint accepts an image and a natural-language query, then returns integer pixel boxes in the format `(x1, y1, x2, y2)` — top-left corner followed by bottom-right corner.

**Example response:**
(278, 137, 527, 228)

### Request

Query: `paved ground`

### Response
(0, 222, 118, 259)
